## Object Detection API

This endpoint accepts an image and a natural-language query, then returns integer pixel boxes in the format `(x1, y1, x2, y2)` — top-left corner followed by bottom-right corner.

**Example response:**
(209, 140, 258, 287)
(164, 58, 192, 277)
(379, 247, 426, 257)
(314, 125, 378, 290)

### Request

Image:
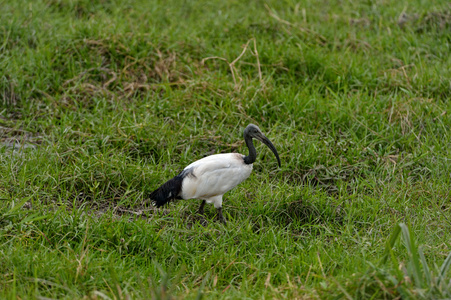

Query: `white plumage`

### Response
(149, 124, 281, 224)
(180, 153, 253, 209)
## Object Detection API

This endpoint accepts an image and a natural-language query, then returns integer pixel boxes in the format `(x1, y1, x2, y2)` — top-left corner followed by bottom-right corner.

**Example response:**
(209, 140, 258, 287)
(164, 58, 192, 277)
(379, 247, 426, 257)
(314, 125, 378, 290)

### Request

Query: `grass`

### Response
(1, 0, 451, 298)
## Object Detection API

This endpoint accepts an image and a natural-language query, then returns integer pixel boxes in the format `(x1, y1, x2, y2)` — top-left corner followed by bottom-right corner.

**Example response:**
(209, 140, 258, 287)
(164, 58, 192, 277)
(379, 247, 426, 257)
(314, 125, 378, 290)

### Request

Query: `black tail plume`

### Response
(149, 174, 184, 207)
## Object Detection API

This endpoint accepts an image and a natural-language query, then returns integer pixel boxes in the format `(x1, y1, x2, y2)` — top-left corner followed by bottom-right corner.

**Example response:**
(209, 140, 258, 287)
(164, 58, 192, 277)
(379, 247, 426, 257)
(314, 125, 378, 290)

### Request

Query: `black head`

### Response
(244, 124, 281, 167)
(243, 124, 263, 138)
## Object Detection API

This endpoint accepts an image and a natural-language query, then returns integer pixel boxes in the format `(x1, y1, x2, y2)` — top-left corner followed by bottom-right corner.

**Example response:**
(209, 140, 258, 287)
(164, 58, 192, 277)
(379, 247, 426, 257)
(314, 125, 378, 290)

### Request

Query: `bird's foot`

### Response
(198, 200, 206, 215)
(217, 207, 227, 225)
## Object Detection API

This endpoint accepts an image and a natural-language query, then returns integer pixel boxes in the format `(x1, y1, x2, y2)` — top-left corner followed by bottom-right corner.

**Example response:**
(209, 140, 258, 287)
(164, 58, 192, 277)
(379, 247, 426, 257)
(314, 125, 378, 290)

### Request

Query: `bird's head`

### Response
(244, 124, 281, 167)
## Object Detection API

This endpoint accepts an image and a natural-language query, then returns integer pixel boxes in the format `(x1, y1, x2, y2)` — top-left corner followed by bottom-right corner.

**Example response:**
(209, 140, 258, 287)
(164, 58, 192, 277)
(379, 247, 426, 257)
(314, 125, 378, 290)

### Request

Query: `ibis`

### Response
(149, 124, 281, 224)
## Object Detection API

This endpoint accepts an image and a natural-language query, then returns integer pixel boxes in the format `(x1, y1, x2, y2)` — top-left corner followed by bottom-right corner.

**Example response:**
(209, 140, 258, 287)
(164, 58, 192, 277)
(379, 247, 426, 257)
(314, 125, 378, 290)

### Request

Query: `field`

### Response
(1, 0, 451, 298)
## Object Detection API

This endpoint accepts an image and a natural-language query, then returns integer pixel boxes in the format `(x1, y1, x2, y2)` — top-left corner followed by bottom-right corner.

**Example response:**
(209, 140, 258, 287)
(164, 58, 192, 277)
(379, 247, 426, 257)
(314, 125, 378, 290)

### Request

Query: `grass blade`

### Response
(437, 251, 451, 287)
(195, 271, 210, 300)
(399, 223, 423, 288)
(381, 223, 402, 265)
(418, 246, 431, 287)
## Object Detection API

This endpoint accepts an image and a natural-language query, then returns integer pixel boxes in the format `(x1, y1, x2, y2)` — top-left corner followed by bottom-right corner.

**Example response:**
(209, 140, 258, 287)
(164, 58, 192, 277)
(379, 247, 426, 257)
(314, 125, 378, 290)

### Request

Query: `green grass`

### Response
(1, 0, 451, 298)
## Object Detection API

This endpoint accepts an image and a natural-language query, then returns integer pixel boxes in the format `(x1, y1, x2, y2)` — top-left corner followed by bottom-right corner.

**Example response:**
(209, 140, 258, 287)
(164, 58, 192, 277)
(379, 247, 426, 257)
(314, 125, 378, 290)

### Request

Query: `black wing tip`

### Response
(149, 190, 171, 208)
(148, 174, 185, 208)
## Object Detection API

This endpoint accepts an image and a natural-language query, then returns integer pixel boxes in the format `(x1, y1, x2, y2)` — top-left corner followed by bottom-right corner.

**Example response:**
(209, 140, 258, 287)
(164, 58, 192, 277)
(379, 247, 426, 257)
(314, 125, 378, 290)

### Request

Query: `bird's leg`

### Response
(198, 200, 206, 215)
(216, 207, 227, 225)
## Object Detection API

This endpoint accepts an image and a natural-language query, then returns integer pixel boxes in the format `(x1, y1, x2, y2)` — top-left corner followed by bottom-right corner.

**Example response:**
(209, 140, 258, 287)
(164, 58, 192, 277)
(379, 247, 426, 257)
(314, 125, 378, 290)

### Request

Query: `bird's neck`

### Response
(243, 136, 256, 165)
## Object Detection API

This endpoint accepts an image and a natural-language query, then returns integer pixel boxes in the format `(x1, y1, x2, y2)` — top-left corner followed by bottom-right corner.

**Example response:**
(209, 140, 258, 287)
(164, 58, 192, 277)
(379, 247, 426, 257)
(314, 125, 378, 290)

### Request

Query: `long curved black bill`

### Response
(258, 135, 281, 167)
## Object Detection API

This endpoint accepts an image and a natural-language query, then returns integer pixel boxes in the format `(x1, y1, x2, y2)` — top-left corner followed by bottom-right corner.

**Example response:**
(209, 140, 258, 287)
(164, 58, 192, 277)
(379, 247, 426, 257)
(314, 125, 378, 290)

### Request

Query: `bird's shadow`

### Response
(184, 212, 210, 228)
(270, 199, 345, 227)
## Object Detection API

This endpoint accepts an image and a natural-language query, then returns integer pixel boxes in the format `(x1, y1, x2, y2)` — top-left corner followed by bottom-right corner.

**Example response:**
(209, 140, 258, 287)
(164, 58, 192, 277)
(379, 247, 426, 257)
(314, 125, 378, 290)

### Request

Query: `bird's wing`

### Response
(180, 153, 252, 200)
(184, 153, 244, 177)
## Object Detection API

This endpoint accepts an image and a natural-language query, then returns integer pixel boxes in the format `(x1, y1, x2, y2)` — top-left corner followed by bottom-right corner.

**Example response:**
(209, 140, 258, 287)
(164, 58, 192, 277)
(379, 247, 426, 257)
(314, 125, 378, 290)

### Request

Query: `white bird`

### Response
(149, 124, 281, 224)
